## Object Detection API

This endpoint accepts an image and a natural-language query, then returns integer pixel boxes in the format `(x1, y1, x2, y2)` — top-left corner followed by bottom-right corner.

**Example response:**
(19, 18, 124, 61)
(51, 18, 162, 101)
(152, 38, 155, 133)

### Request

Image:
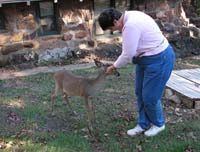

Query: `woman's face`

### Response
(109, 19, 123, 32)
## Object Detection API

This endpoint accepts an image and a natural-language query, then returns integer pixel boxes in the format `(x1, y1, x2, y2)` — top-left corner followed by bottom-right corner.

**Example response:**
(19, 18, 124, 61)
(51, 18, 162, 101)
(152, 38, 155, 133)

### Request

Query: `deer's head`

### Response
(94, 59, 120, 77)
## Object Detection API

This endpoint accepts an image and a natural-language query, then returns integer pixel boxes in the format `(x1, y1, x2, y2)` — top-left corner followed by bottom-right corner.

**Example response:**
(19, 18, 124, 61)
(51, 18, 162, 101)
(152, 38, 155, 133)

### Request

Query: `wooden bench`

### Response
(166, 68, 200, 109)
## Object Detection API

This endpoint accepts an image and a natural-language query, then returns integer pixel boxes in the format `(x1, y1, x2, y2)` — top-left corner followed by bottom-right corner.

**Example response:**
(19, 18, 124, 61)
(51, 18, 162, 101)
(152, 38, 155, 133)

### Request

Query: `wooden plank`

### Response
(166, 73, 200, 99)
(173, 68, 200, 85)
(169, 73, 200, 93)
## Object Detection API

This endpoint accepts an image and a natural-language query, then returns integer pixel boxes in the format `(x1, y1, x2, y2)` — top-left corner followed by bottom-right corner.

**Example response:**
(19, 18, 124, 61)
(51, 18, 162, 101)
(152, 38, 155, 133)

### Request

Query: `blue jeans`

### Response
(134, 45, 175, 129)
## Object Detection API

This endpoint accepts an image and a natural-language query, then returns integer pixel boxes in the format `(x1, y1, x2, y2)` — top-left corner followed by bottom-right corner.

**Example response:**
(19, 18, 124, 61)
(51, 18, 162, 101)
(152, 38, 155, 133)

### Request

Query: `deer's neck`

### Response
(90, 71, 106, 88)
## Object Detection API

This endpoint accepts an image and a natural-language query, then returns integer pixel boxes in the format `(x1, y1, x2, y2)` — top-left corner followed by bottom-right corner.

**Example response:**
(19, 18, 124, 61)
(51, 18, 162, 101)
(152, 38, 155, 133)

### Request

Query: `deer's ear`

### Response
(94, 59, 104, 67)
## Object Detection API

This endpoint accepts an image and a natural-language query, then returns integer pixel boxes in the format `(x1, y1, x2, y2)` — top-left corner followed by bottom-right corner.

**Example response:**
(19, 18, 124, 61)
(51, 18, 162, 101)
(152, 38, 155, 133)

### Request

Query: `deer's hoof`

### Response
(73, 111, 78, 116)
(50, 112, 56, 116)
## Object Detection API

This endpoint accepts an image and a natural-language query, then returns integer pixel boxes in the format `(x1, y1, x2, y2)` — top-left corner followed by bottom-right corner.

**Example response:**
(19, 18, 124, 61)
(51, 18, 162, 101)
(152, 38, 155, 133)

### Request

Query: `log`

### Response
(1, 43, 24, 55)
(1, 40, 39, 55)
(0, 55, 9, 66)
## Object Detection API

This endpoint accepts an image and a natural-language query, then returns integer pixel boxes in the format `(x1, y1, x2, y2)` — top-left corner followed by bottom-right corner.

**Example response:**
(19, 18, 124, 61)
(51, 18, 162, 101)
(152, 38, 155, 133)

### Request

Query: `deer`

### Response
(51, 59, 120, 134)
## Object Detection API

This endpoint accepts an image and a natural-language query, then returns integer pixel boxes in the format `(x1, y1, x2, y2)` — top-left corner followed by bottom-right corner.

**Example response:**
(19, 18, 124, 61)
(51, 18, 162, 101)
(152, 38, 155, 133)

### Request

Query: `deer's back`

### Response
(54, 70, 95, 97)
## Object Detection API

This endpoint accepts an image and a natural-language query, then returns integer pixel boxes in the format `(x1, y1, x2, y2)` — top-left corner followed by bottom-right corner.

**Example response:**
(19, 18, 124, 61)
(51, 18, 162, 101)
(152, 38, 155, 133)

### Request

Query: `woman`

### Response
(98, 8, 175, 137)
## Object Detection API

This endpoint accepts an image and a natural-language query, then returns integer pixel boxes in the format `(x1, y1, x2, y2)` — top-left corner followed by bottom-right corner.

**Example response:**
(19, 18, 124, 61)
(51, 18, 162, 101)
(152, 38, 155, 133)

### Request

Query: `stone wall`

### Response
(0, 0, 200, 67)
(0, 0, 93, 67)
(133, 0, 200, 58)
(0, 0, 93, 45)
(0, 3, 37, 45)
(57, 0, 93, 42)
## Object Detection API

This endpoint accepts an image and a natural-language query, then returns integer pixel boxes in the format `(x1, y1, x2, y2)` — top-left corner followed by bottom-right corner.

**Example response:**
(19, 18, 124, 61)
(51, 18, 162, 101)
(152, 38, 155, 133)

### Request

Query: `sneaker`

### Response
(144, 125, 165, 137)
(127, 124, 145, 136)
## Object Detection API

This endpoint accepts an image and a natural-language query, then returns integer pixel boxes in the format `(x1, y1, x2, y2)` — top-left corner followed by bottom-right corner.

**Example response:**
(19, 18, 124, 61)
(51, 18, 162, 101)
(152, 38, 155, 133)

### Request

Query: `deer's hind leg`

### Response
(51, 79, 63, 112)
(63, 93, 77, 115)
(51, 89, 59, 112)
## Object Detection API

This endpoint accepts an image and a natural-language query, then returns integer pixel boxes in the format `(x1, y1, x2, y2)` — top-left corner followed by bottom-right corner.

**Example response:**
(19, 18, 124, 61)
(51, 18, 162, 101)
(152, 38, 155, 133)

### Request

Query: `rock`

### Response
(164, 89, 181, 104)
(165, 88, 174, 98)
(8, 49, 38, 64)
(0, 55, 9, 67)
(163, 23, 176, 33)
(0, 33, 11, 46)
(63, 33, 73, 41)
(23, 30, 37, 40)
(168, 94, 181, 104)
(182, 97, 194, 108)
(194, 101, 200, 110)
(188, 26, 200, 37)
(1, 43, 24, 55)
(95, 43, 122, 60)
(38, 47, 75, 65)
(75, 31, 88, 39)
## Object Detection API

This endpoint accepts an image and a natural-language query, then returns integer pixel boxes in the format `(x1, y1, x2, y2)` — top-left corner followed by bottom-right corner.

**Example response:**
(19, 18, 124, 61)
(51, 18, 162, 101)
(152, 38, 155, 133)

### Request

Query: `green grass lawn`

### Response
(0, 64, 199, 152)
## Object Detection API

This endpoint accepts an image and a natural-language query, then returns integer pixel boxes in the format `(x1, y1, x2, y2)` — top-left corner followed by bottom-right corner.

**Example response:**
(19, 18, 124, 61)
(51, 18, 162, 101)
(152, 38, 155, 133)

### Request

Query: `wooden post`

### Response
(110, 0, 115, 8)
(129, 0, 135, 10)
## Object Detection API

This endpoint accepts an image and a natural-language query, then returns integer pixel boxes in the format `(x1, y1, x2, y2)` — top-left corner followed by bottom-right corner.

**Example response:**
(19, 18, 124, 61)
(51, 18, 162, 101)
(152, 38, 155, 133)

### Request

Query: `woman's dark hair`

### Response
(98, 8, 122, 31)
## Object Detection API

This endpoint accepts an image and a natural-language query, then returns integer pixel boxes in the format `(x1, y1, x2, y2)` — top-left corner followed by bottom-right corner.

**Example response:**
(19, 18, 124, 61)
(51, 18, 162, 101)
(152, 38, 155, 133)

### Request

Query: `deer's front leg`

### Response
(89, 96, 96, 125)
(84, 96, 93, 134)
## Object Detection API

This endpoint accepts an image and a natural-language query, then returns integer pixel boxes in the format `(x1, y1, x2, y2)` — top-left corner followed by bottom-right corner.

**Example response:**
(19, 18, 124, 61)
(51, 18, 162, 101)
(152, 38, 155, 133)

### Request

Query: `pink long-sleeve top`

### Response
(113, 11, 169, 68)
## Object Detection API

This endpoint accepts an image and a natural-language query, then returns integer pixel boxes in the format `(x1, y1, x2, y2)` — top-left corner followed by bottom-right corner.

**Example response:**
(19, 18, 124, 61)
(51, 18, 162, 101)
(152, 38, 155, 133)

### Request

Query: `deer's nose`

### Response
(115, 71, 120, 77)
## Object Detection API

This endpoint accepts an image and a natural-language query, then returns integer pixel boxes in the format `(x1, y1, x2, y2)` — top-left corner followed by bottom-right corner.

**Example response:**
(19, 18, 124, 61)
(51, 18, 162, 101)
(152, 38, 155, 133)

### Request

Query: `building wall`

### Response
(0, 3, 38, 45)
(0, 0, 198, 46)
(0, 0, 93, 46)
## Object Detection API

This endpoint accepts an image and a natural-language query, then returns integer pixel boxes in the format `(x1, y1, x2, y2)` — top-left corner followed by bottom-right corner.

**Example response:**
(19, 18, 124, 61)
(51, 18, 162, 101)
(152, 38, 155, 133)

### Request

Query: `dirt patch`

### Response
(45, 111, 80, 132)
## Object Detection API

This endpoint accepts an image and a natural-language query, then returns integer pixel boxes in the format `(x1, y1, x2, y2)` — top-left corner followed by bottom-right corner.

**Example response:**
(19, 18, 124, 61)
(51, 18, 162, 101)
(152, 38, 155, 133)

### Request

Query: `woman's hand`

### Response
(106, 65, 116, 75)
